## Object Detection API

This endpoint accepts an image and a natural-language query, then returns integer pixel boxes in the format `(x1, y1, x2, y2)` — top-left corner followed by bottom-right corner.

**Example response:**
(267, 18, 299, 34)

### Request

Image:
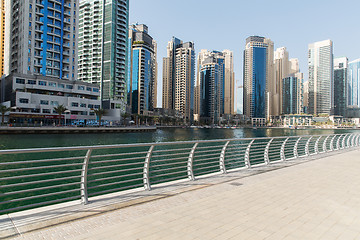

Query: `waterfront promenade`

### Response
(1, 147, 360, 239)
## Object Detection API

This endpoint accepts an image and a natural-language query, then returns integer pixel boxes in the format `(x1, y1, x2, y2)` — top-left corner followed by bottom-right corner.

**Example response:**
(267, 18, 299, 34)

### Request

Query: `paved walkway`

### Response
(3, 148, 360, 240)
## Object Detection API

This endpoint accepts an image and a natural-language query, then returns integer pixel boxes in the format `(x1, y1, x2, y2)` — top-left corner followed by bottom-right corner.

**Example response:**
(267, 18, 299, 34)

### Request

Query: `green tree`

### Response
(53, 105, 67, 126)
(0, 105, 11, 125)
(94, 108, 106, 126)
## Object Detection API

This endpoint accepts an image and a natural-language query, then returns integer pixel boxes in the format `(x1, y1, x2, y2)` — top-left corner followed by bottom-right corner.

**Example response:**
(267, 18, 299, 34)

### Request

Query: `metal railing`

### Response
(0, 133, 359, 214)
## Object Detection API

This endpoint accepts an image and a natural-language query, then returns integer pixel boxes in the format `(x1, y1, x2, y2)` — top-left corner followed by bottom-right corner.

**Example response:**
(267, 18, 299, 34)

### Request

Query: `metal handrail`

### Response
(0, 133, 359, 214)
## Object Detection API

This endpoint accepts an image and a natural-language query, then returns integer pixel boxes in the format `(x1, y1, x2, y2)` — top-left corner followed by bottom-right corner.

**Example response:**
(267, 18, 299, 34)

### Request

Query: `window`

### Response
(94, 105, 100, 109)
(66, 85, 73, 89)
(93, 88, 99, 92)
(72, 102, 79, 107)
(27, 80, 36, 85)
(16, 78, 25, 84)
(58, 83, 65, 88)
(48, 82, 56, 87)
(86, 87, 92, 91)
(80, 103, 86, 108)
(78, 86, 85, 90)
(50, 101, 59, 106)
(19, 98, 29, 104)
(40, 100, 49, 105)
(39, 81, 47, 86)
(42, 109, 51, 113)
(80, 111, 87, 116)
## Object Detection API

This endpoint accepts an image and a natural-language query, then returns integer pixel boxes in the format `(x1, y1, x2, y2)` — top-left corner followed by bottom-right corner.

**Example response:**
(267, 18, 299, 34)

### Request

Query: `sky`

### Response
(129, 0, 360, 113)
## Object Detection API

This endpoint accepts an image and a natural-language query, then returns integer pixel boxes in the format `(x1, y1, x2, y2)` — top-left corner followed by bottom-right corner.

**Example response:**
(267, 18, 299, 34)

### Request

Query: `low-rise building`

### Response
(1, 73, 104, 126)
(282, 114, 313, 127)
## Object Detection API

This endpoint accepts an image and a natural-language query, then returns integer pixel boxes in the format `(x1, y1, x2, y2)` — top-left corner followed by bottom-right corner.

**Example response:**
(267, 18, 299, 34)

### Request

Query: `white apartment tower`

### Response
(308, 40, 333, 115)
(5, 0, 78, 80)
(78, 0, 129, 110)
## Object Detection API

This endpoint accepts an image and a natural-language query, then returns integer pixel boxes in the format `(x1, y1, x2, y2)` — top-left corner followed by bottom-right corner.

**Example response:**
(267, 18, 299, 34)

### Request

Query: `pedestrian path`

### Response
(2, 148, 360, 240)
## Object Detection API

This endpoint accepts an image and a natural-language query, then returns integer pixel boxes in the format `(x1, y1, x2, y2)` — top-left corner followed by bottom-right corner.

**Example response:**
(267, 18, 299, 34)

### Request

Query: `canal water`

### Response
(0, 127, 359, 150)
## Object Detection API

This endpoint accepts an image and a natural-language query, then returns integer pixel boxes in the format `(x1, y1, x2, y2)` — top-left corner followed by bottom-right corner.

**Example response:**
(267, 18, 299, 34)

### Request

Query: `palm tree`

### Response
(53, 105, 67, 126)
(94, 108, 106, 126)
(0, 105, 11, 126)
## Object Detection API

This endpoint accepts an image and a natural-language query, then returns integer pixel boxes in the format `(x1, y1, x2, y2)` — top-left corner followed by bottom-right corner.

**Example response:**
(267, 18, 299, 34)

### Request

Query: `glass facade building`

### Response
(79, 0, 129, 110)
(243, 36, 274, 119)
(333, 57, 348, 116)
(5, 0, 78, 80)
(348, 59, 360, 107)
(199, 63, 220, 124)
(282, 75, 303, 115)
(127, 24, 157, 115)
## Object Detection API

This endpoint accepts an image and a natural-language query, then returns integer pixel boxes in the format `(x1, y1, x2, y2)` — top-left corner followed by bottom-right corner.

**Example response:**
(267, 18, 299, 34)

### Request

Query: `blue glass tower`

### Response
(127, 24, 157, 115)
(243, 36, 274, 120)
(348, 59, 360, 107)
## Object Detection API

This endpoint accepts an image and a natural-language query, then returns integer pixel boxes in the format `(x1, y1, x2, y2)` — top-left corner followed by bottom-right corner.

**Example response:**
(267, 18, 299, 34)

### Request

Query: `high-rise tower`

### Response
(127, 24, 157, 115)
(308, 40, 333, 115)
(243, 36, 274, 120)
(162, 37, 195, 122)
(78, 0, 129, 110)
(348, 59, 360, 108)
(0, 0, 5, 76)
(333, 57, 348, 116)
(5, 0, 78, 80)
(197, 49, 235, 124)
(273, 47, 290, 116)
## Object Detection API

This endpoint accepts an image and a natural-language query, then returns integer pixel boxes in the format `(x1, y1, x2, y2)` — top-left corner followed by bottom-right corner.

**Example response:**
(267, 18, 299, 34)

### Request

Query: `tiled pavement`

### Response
(3, 148, 360, 240)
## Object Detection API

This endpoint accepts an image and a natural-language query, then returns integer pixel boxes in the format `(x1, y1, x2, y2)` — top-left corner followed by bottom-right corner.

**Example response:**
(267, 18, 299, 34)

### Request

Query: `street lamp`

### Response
(65, 110, 71, 126)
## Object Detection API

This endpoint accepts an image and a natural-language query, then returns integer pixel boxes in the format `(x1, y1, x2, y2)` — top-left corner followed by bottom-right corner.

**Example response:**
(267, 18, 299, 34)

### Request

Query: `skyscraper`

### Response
(333, 57, 348, 116)
(162, 37, 195, 122)
(5, 0, 78, 80)
(348, 59, 360, 108)
(273, 47, 290, 116)
(0, 0, 5, 76)
(308, 40, 333, 115)
(127, 24, 157, 115)
(243, 36, 274, 120)
(196, 49, 235, 123)
(78, 0, 129, 110)
(282, 74, 303, 115)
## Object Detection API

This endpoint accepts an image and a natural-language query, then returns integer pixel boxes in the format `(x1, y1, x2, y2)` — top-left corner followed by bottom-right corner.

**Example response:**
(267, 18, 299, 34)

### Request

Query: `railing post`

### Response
(280, 137, 289, 161)
(244, 140, 254, 168)
(356, 135, 360, 147)
(305, 136, 313, 156)
(314, 136, 321, 154)
(323, 135, 330, 152)
(264, 138, 273, 165)
(81, 149, 92, 205)
(187, 143, 198, 180)
(294, 137, 302, 158)
(336, 134, 342, 150)
(330, 135, 336, 151)
(219, 141, 230, 174)
(342, 134, 347, 149)
(143, 145, 154, 191)
(346, 134, 351, 148)
(351, 134, 355, 147)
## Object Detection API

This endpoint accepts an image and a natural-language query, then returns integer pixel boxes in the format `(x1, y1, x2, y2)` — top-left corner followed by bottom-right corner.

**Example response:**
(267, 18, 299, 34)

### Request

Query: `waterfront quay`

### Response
(0, 126, 156, 134)
(1, 147, 360, 239)
(0, 133, 359, 239)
